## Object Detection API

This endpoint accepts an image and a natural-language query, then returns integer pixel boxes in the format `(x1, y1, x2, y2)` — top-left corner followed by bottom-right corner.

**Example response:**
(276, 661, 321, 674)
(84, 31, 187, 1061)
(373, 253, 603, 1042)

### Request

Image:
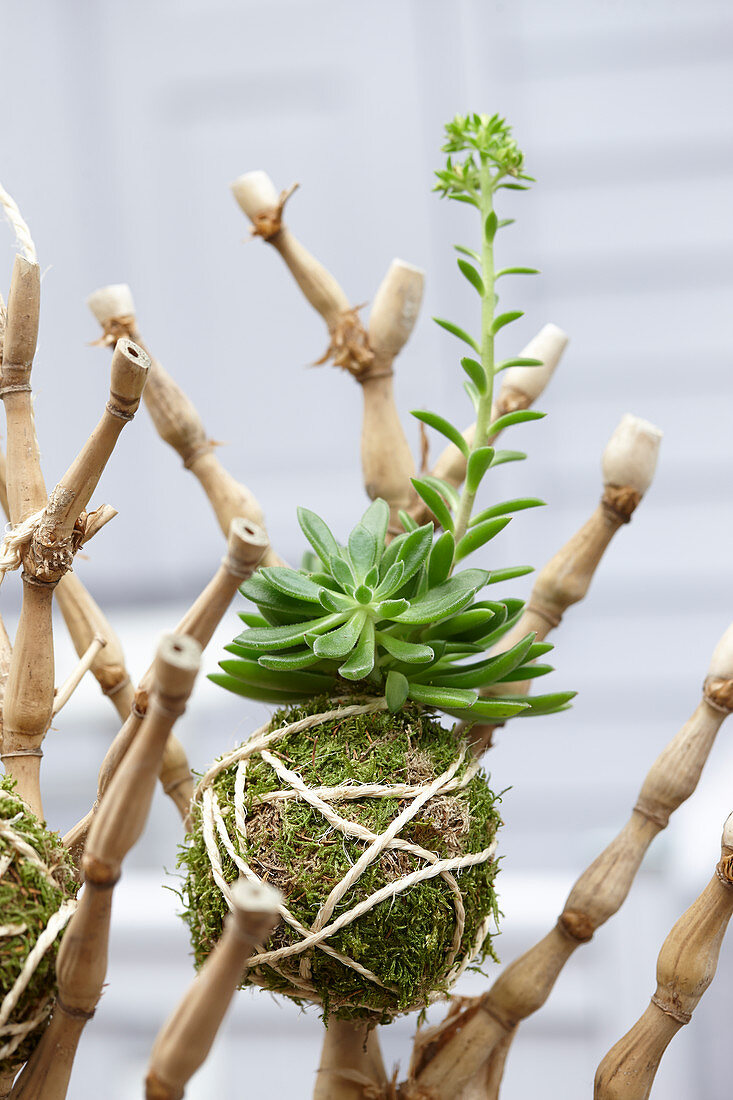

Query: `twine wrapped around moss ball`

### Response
(181, 699, 502, 1023)
(0, 776, 77, 1070)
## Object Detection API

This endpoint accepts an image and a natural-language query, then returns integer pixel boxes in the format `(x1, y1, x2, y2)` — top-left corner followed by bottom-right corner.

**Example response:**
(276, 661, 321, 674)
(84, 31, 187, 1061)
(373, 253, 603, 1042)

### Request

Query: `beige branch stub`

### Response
(10, 634, 202, 1100)
(86, 283, 283, 567)
(594, 811, 733, 1099)
(231, 171, 424, 531)
(408, 621, 733, 1099)
(465, 411, 663, 756)
(145, 879, 282, 1100)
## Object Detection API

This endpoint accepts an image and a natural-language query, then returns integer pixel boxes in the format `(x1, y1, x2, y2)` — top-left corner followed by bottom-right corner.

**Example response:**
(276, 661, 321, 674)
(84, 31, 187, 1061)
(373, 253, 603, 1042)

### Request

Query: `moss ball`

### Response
(181, 699, 502, 1023)
(0, 776, 77, 1069)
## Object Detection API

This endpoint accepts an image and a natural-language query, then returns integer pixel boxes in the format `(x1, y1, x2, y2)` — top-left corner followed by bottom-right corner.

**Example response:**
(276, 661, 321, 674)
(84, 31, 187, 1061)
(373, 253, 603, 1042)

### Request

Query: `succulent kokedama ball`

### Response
(181, 699, 502, 1023)
(0, 776, 77, 1068)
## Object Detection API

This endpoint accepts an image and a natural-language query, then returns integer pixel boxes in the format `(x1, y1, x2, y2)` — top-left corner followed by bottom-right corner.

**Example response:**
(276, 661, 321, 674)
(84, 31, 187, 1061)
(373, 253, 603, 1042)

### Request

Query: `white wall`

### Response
(2, 0, 733, 1096)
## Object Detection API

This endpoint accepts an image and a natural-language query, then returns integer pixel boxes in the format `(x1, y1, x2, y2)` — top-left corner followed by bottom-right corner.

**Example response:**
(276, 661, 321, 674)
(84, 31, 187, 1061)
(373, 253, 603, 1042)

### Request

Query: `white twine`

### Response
(0, 510, 45, 579)
(192, 703, 498, 1014)
(0, 184, 37, 264)
(0, 799, 77, 1059)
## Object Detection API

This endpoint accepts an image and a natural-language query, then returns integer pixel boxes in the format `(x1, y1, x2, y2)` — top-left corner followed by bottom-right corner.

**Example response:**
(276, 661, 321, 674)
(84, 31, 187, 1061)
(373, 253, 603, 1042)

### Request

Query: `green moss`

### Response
(180, 698, 502, 1023)
(0, 775, 77, 1068)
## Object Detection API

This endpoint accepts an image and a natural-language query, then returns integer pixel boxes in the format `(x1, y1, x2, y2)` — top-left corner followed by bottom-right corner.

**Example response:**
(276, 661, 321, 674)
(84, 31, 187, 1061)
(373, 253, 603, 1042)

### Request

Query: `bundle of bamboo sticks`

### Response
(0, 162, 731, 1100)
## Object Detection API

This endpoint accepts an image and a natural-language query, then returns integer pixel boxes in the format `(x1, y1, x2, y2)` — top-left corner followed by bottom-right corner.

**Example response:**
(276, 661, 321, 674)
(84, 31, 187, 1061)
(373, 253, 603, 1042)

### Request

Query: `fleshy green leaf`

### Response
(297, 507, 340, 564)
(208, 674, 306, 704)
(261, 567, 323, 604)
(457, 258, 485, 295)
(465, 448, 495, 493)
(395, 569, 488, 624)
(498, 663, 554, 682)
(360, 499, 390, 550)
(491, 450, 526, 467)
(380, 524, 433, 584)
(373, 561, 405, 598)
(425, 603, 506, 640)
(398, 510, 419, 533)
(411, 478, 454, 533)
(486, 565, 534, 585)
(453, 244, 481, 263)
(491, 310, 524, 335)
(484, 211, 498, 242)
(427, 530, 455, 587)
(499, 691, 577, 715)
(376, 632, 434, 664)
(411, 410, 469, 458)
(339, 618, 376, 680)
(218, 659, 333, 695)
(469, 498, 545, 525)
(407, 682, 479, 709)
(238, 612, 269, 628)
(236, 614, 344, 651)
(461, 356, 487, 393)
(426, 633, 536, 688)
(445, 697, 529, 720)
(348, 525, 379, 579)
(385, 670, 409, 711)
(240, 575, 316, 618)
(434, 317, 479, 353)
(375, 598, 410, 618)
(496, 356, 543, 372)
(329, 556, 357, 592)
(258, 649, 324, 671)
(496, 267, 540, 278)
(464, 379, 481, 412)
(488, 410, 545, 435)
(312, 612, 367, 659)
(455, 516, 511, 561)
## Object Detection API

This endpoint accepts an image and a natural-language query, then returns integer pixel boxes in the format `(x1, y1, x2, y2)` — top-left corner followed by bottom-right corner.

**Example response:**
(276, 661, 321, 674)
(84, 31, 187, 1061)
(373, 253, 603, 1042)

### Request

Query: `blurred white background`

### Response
(2, 0, 733, 1096)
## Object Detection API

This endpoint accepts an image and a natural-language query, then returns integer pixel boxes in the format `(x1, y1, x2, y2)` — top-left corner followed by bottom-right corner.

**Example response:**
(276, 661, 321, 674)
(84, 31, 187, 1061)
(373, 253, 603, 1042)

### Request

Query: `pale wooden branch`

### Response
(1, 339, 149, 817)
(145, 879, 282, 1100)
(594, 812, 733, 1099)
(466, 412, 663, 756)
(231, 173, 424, 530)
(407, 622, 733, 1098)
(10, 634, 202, 1100)
(86, 284, 283, 568)
(313, 1021, 389, 1100)
(63, 517, 268, 860)
(51, 634, 107, 716)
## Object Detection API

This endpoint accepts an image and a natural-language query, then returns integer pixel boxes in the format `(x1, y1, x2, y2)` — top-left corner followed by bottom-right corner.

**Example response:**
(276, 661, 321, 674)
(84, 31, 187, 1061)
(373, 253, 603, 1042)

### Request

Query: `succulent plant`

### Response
(210, 498, 573, 724)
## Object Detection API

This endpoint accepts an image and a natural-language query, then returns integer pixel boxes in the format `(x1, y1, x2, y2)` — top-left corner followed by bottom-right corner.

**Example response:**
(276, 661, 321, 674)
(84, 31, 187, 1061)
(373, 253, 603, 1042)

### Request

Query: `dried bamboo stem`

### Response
(467, 413, 663, 755)
(53, 573, 136, 718)
(1, 339, 149, 817)
(594, 812, 733, 1099)
(145, 879, 282, 1100)
(0, 441, 136, 721)
(231, 173, 423, 529)
(10, 634, 201, 1100)
(86, 284, 282, 567)
(0, 257, 44, 525)
(63, 517, 268, 858)
(51, 634, 107, 716)
(408, 623, 733, 1098)
(313, 1021, 388, 1100)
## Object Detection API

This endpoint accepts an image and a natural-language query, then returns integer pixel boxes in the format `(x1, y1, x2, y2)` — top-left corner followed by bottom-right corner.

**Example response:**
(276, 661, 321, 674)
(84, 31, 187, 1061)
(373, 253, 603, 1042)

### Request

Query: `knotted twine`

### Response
(192, 701, 498, 1014)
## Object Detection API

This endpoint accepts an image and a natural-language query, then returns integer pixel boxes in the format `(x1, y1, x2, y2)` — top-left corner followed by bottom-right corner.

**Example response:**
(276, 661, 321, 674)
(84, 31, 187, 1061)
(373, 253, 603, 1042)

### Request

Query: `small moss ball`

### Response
(0, 776, 77, 1068)
(181, 700, 502, 1023)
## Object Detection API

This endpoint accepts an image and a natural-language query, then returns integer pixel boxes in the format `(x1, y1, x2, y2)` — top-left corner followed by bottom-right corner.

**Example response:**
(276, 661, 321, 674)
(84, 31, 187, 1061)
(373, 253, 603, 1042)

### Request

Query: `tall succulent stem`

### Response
(452, 163, 497, 552)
